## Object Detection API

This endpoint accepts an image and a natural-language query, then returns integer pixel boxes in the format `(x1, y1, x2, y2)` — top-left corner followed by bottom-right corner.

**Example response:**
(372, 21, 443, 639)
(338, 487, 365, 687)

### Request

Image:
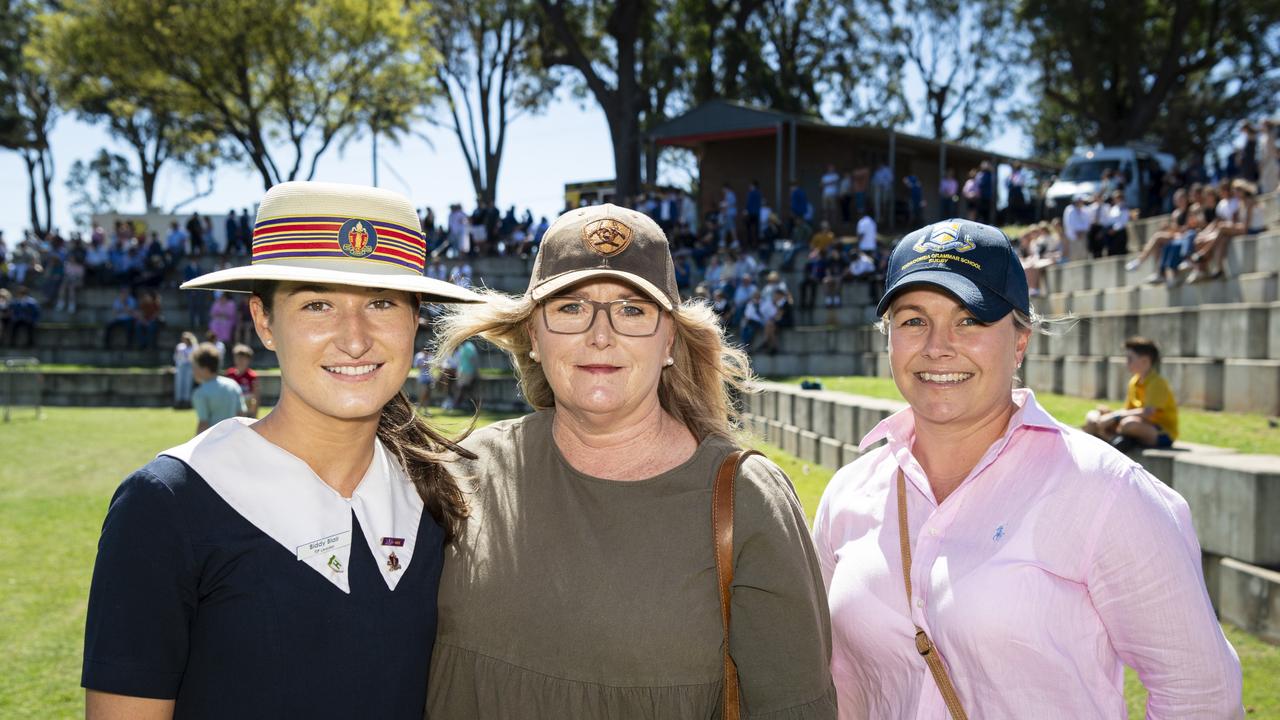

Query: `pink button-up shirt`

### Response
(813, 389, 1242, 719)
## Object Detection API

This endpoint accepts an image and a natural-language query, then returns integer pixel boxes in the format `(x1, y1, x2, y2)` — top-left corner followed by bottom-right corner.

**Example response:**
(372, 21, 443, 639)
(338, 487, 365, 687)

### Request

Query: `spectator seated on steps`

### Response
(1082, 336, 1178, 453)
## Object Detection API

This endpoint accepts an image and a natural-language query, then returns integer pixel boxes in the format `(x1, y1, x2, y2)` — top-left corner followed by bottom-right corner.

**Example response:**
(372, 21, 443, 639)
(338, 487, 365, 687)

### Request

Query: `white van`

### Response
(1043, 146, 1174, 217)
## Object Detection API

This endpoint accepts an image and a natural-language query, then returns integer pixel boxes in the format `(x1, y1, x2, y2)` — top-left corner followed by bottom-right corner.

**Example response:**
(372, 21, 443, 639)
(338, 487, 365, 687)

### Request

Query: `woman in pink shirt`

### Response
(813, 220, 1242, 719)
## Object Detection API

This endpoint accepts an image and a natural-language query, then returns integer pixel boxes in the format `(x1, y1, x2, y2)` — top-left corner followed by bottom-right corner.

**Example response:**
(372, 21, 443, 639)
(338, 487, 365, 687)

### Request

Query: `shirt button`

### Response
(928, 527, 939, 536)
(916, 599, 924, 608)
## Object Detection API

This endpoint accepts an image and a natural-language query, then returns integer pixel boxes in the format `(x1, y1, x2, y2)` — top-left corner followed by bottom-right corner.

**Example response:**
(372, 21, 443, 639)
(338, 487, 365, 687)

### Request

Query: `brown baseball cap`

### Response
(527, 203, 680, 310)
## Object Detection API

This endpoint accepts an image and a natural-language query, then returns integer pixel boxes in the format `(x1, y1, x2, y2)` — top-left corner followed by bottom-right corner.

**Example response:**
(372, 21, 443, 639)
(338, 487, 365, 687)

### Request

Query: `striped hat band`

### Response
(252, 215, 426, 274)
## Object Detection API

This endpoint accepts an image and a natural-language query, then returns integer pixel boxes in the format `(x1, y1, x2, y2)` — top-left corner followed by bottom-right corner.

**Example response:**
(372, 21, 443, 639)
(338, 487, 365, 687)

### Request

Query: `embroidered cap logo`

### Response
(338, 218, 378, 258)
(913, 222, 976, 254)
(582, 218, 634, 257)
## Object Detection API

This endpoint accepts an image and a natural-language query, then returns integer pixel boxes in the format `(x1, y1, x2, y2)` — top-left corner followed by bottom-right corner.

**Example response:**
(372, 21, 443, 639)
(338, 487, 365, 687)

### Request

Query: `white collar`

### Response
(160, 417, 423, 594)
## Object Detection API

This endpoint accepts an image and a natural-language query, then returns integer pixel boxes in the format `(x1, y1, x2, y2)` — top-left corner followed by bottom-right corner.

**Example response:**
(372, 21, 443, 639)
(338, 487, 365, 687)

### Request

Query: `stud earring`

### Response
(664, 357, 674, 367)
(529, 350, 539, 362)
(265, 339, 272, 347)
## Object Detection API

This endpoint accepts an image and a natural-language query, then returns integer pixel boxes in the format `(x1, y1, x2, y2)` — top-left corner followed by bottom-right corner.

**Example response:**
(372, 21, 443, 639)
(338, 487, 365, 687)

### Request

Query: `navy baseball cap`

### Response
(875, 219, 1030, 323)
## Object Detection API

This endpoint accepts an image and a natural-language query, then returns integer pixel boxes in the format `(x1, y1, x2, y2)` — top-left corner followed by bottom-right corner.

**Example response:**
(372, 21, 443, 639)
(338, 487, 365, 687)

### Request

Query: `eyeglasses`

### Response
(541, 296, 663, 337)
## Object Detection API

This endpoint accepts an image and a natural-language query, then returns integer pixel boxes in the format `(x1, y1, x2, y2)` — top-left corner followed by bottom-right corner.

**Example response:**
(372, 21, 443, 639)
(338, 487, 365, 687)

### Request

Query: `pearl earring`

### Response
(664, 357, 674, 367)
(265, 339, 272, 347)
(529, 350, 539, 362)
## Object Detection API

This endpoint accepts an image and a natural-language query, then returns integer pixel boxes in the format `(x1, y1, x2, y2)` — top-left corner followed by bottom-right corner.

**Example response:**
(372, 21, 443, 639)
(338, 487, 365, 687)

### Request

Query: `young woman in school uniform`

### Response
(81, 181, 482, 719)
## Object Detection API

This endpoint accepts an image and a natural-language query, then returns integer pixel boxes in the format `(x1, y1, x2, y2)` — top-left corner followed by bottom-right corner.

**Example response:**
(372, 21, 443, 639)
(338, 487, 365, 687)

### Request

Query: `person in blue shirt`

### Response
(82, 181, 483, 720)
(789, 180, 811, 231)
(189, 342, 246, 434)
(745, 179, 763, 248)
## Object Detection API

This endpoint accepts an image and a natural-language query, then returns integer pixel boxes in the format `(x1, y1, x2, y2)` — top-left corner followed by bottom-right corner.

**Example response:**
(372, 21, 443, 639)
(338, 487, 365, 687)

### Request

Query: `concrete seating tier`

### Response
(743, 380, 1280, 642)
(1043, 232, 1280, 305)
(0, 369, 526, 411)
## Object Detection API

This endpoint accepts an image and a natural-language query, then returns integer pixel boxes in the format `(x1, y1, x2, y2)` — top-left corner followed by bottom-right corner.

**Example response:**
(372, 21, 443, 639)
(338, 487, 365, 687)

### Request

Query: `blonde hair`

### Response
(433, 289, 754, 442)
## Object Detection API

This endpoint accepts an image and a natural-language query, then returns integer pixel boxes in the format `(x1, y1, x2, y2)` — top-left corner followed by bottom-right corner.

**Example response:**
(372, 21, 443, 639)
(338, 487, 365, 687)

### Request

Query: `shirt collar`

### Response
(160, 417, 423, 594)
(858, 387, 1061, 452)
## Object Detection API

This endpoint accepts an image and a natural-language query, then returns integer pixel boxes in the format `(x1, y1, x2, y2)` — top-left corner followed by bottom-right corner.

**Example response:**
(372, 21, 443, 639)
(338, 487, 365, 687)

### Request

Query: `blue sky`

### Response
(0, 86, 1029, 242)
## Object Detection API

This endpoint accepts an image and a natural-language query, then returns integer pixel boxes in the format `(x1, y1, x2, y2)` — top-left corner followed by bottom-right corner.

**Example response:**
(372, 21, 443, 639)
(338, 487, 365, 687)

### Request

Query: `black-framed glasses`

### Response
(541, 296, 663, 337)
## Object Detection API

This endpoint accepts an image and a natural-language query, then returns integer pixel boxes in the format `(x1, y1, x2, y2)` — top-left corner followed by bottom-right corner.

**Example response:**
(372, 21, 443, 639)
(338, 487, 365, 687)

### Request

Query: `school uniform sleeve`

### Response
(730, 456, 838, 718)
(1084, 466, 1243, 719)
(82, 467, 198, 699)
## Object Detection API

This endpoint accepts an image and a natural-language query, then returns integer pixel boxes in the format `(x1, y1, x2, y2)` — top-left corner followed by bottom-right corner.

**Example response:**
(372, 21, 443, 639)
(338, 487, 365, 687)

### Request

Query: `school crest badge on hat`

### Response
(179, 181, 481, 304)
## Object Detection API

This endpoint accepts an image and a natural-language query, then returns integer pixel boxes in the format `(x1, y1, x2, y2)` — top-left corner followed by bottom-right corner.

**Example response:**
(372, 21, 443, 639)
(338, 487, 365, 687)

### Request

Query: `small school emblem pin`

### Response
(338, 218, 378, 258)
(582, 218, 633, 257)
(386, 552, 401, 573)
(327, 554, 345, 573)
(913, 222, 975, 254)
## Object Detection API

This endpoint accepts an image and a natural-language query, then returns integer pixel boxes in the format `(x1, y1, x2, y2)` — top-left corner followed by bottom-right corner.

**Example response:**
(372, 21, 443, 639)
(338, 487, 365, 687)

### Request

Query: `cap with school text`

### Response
(875, 219, 1029, 323)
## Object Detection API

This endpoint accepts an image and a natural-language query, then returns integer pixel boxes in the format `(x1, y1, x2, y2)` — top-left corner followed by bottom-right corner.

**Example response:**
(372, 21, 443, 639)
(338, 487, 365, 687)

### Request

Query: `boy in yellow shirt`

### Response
(1083, 336, 1178, 451)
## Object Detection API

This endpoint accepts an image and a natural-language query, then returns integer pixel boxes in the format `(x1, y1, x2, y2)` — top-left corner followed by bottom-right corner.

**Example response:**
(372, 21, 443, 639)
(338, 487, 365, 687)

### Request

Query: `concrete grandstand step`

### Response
(1197, 303, 1272, 360)
(1223, 359, 1280, 416)
(1173, 452, 1280, 565)
(749, 351, 864, 377)
(1212, 557, 1280, 646)
(792, 306, 876, 326)
(1239, 272, 1279, 303)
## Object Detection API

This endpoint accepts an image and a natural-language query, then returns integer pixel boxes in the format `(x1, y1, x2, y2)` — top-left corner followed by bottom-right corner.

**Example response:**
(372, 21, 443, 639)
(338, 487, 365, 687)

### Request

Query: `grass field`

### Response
(2, 406, 1276, 717)
(775, 375, 1280, 457)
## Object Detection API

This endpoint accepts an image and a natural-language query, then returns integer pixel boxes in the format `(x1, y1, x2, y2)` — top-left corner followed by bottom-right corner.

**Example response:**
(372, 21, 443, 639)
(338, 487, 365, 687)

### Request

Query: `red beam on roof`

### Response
(655, 126, 779, 147)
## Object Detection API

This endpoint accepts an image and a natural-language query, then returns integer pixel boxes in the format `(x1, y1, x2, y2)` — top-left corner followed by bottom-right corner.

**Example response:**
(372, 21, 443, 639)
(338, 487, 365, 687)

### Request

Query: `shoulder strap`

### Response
(713, 448, 761, 720)
(898, 470, 969, 720)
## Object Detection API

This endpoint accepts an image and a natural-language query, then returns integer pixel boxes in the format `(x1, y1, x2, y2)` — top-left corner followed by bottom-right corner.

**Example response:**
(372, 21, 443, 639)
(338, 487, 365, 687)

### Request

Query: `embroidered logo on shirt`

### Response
(993, 525, 1006, 542)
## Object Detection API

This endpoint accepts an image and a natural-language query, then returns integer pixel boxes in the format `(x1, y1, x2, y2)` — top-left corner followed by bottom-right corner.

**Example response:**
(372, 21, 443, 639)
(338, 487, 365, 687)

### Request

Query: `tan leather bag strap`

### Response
(713, 449, 761, 720)
(897, 470, 969, 720)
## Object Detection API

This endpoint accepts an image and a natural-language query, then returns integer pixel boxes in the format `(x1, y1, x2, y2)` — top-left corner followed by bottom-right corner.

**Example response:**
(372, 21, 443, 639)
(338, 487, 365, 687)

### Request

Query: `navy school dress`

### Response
(82, 425, 444, 719)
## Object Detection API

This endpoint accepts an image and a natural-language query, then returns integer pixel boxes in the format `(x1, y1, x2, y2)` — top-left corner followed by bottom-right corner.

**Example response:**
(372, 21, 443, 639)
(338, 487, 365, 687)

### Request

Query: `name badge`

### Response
(381, 537, 405, 547)
(296, 531, 352, 562)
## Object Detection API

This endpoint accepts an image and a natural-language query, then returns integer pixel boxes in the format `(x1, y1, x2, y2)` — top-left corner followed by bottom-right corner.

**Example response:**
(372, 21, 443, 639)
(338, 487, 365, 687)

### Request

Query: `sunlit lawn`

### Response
(1, 406, 1275, 717)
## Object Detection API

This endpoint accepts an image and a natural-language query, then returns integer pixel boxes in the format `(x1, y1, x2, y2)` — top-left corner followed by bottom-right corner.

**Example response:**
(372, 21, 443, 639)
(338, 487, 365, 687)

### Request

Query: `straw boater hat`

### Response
(181, 181, 481, 303)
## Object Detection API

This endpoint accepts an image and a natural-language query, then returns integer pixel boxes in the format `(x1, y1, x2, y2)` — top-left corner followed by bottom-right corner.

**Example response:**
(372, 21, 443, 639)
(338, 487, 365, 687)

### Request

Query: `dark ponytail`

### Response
(252, 280, 475, 543)
(375, 392, 474, 542)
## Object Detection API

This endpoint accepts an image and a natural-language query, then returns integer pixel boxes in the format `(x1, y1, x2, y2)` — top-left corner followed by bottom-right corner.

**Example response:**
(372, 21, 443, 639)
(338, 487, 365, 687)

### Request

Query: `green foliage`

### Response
(33, 5, 224, 211)
(1017, 0, 1280, 162)
(64, 149, 137, 228)
(0, 0, 58, 235)
(41, 0, 439, 191)
(858, 0, 1019, 143)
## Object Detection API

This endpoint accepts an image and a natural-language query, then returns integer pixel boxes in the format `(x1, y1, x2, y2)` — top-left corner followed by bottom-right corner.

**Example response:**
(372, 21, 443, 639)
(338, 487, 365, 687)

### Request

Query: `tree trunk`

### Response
(608, 104, 643, 202)
(39, 146, 53, 236)
(24, 153, 40, 236)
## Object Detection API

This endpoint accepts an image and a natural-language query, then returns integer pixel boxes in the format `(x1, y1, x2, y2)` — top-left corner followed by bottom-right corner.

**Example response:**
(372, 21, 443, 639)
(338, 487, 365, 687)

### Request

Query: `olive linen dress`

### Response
(427, 410, 837, 719)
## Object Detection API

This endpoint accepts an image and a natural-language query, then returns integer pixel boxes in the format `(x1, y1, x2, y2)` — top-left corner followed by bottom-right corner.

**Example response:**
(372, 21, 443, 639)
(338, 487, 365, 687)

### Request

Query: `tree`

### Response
(863, 0, 1020, 143)
(57, 0, 437, 190)
(34, 8, 222, 211)
(0, 0, 58, 236)
(65, 150, 137, 228)
(535, 0, 655, 201)
(1018, 0, 1280, 161)
(428, 0, 555, 206)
